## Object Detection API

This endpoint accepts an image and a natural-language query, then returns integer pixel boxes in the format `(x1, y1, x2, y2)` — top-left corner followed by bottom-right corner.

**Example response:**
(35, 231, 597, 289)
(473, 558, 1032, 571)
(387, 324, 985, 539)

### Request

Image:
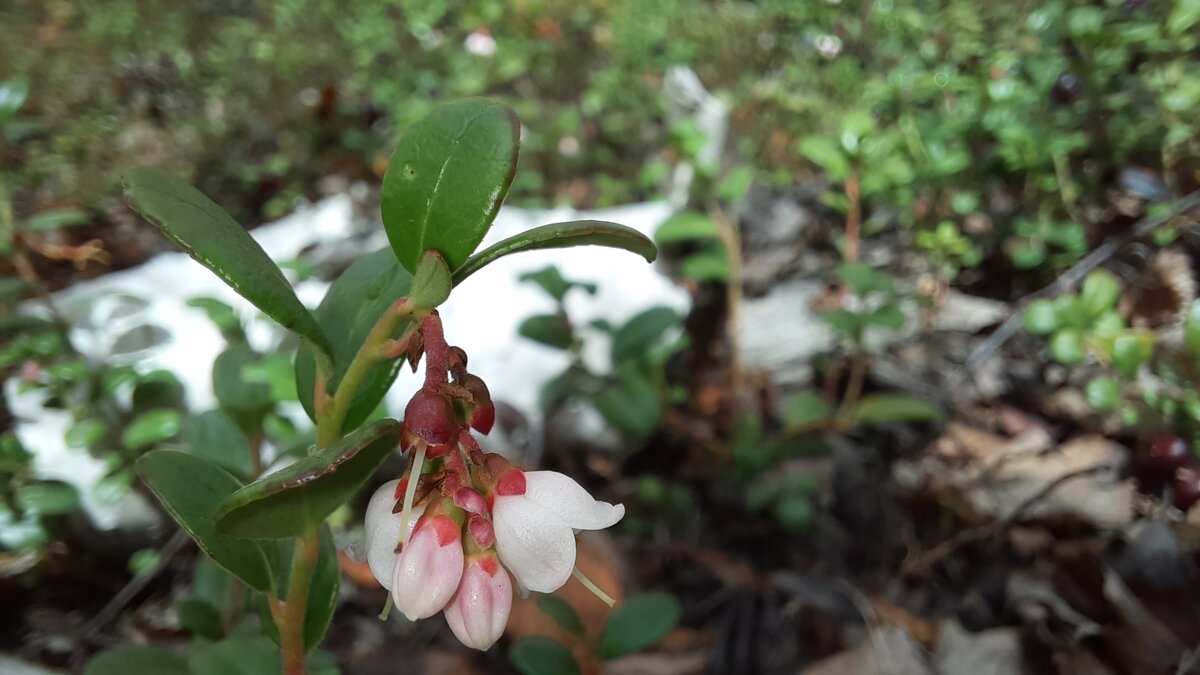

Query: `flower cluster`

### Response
(363, 313, 624, 650)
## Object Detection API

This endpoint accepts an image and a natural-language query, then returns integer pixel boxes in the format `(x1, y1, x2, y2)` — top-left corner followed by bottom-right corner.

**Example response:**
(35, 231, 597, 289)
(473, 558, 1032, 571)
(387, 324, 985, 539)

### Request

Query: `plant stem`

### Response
(317, 300, 419, 446)
(281, 527, 320, 675)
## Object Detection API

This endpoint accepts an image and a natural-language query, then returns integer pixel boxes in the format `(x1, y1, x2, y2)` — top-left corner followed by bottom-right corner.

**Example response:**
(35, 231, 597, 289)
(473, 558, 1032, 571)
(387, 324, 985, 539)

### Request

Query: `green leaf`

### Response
(382, 99, 519, 273)
(121, 408, 182, 451)
(680, 248, 731, 282)
(295, 248, 413, 431)
(849, 393, 942, 424)
(1185, 301, 1200, 358)
(21, 208, 90, 232)
(1111, 330, 1155, 378)
(510, 637, 581, 675)
(775, 493, 815, 534)
(15, 481, 79, 515)
(865, 303, 906, 331)
(0, 78, 29, 122)
(537, 595, 584, 636)
(1050, 328, 1086, 365)
(821, 309, 863, 340)
(1167, 0, 1200, 35)
(128, 548, 162, 576)
(187, 297, 243, 337)
(611, 307, 680, 364)
(1023, 299, 1059, 335)
(781, 390, 831, 431)
(654, 212, 718, 245)
(599, 592, 681, 659)
(799, 137, 850, 180)
(214, 345, 274, 413)
(592, 367, 662, 440)
(519, 314, 574, 350)
(836, 262, 892, 296)
(65, 418, 107, 449)
(176, 598, 222, 639)
(452, 220, 657, 286)
(183, 410, 253, 478)
(1080, 269, 1121, 319)
(216, 418, 402, 539)
(519, 266, 597, 302)
(122, 168, 331, 355)
(189, 634, 280, 675)
(85, 646, 189, 675)
(135, 450, 273, 591)
(409, 249, 453, 310)
(1085, 376, 1120, 412)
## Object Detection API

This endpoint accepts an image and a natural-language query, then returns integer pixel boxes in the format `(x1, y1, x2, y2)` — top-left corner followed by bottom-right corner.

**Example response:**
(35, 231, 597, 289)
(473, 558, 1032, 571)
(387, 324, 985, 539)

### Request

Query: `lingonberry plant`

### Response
(101, 99, 656, 674)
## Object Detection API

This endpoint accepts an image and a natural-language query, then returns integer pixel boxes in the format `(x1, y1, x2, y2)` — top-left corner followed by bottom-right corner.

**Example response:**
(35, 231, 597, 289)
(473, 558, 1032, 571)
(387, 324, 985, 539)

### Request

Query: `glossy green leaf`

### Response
(655, 211, 718, 245)
(85, 646, 189, 675)
(599, 592, 681, 659)
(1050, 328, 1086, 365)
(510, 637, 581, 675)
(1080, 269, 1121, 318)
(121, 408, 182, 451)
(136, 450, 273, 591)
(214, 345, 274, 413)
(65, 418, 107, 449)
(183, 410, 253, 478)
(849, 393, 942, 424)
(176, 598, 222, 639)
(1022, 299, 1059, 335)
(612, 307, 680, 364)
(537, 595, 584, 636)
(592, 366, 662, 440)
(0, 78, 29, 121)
(1185, 301, 1200, 358)
(15, 481, 79, 515)
(452, 220, 657, 286)
(519, 314, 574, 350)
(519, 266, 596, 302)
(409, 250, 453, 310)
(1085, 376, 1120, 411)
(122, 168, 331, 354)
(295, 248, 413, 430)
(189, 634, 280, 675)
(1111, 330, 1154, 378)
(781, 390, 831, 431)
(799, 136, 850, 180)
(216, 418, 402, 539)
(382, 99, 519, 273)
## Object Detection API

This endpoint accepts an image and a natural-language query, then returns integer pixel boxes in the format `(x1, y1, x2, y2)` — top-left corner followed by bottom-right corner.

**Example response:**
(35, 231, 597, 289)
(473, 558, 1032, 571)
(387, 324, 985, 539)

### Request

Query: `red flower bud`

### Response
(460, 374, 495, 435)
(404, 389, 459, 445)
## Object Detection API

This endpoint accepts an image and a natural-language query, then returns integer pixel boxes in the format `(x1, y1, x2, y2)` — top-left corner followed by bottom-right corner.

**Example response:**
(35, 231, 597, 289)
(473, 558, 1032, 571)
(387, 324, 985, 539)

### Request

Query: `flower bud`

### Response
(461, 374, 495, 435)
(391, 512, 464, 620)
(444, 553, 512, 651)
(404, 389, 458, 446)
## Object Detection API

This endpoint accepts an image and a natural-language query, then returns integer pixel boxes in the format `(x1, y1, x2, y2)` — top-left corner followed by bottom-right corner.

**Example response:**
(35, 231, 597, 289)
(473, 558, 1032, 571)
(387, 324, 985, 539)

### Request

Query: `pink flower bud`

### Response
(444, 553, 512, 651)
(391, 513, 464, 620)
(461, 374, 495, 435)
(404, 389, 459, 446)
(453, 487, 488, 515)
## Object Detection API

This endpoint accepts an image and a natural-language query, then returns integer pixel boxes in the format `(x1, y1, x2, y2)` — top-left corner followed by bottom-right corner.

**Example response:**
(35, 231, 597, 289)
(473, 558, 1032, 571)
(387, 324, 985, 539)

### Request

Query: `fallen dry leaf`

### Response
(800, 626, 932, 675)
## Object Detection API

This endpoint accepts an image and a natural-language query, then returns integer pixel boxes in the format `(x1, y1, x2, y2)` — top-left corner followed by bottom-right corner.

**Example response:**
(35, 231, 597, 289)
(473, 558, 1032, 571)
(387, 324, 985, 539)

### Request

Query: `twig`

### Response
(956, 190, 1200, 382)
(710, 206, 745, 396)
(902, 463, 1111, 576)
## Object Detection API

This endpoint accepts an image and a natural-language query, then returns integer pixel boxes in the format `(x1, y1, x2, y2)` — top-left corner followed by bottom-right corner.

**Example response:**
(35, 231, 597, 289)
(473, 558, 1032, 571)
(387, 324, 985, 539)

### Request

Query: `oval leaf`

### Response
(510, 637, 581, 675)
(599, 592, 681, 660)
(295, 248, 413, 429)
(611, 307, 680, 364)
(382, 99, 519, 273)
(136, 450, 274, 591)
(122, 168, 331, 355)
(849, 393, 942, 424)
(452, 220, 658, 286)
(536, 595, 584, 636)
(86, 646, 190, 675)
(216, 419, 403, 539)
(183, 409, 253, 478)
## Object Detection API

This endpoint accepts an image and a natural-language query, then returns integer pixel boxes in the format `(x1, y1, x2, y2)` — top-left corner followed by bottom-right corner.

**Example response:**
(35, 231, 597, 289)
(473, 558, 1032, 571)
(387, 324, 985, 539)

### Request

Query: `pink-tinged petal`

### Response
(492, 495, 576, 593)
(391, 515, 464, 620)
(444, 556, 512, 650)
(364, 480, 424, 591)
(522, 471, 625, 531)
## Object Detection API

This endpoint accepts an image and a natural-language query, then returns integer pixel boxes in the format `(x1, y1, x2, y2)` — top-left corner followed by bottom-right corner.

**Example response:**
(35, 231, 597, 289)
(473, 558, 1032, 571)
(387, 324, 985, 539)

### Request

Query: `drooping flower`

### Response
(491, 470, 625, 593)
(391, 508, 465, 620)
(443, 551, 513, 650)
(363, 479, 424, 591)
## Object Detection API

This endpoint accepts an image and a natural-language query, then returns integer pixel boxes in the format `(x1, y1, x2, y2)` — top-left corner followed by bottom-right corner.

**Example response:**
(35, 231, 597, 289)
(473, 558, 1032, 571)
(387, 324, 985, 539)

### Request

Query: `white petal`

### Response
(523, 471, 626, 531)
(492, 495, 576, 593)
(363, 480, 423, 591)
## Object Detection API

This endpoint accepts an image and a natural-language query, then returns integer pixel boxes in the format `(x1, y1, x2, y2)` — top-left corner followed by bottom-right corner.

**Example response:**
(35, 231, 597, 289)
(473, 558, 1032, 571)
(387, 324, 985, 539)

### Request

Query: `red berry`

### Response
(1051, 72, 1082, 104)
(1174, 466, 1200, 511)
(1147, 434, 1192, 473)
(403, 389, 458, 445)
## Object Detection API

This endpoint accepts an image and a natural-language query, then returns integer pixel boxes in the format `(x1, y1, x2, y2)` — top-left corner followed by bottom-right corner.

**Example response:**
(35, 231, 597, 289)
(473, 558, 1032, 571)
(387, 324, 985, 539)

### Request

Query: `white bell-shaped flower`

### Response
(491, 470, 624, 593)
(363, 479, 424, 591)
